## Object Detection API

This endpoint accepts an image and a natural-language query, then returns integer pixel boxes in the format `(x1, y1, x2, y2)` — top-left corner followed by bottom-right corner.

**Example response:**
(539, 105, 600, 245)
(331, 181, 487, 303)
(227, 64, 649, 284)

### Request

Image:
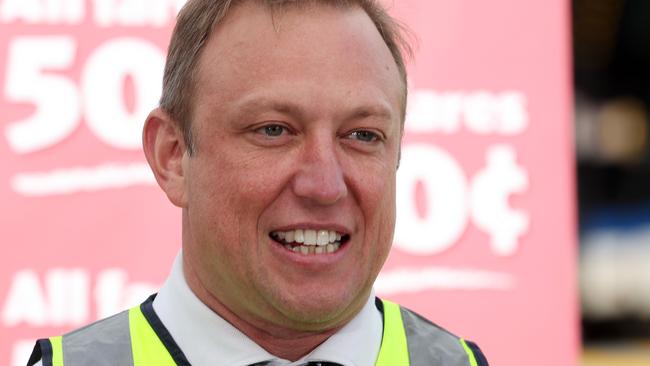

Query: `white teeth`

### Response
(287, 242, 341, 255)
(317, 230, 329, 245)
(272, 229, 345, 255)
(272, 229, 344, 246)
(326, 243, 338, 253)
(304, 230, 317, 245)
(295, 229, 304, 243)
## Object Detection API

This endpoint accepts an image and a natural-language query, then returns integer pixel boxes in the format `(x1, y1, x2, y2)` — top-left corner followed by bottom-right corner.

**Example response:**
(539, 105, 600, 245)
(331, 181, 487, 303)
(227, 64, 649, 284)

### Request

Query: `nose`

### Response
(292, 137, 348, 205)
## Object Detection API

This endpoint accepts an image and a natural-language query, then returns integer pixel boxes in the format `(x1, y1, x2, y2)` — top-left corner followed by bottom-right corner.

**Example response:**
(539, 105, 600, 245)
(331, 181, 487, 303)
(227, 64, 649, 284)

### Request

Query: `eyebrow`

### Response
(237, 98, 304, 118)
(235, 97, 396, 122)
(346, 104, 394, 122)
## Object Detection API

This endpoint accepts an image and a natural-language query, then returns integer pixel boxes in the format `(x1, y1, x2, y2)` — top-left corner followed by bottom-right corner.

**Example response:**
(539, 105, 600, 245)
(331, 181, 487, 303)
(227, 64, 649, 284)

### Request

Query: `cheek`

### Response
(185, 161, 245, 249)
(355, 165, 396, 250)
(358, 163, 396, 216)
(187, 152, 289, 243)
(372, 184, 397, 256)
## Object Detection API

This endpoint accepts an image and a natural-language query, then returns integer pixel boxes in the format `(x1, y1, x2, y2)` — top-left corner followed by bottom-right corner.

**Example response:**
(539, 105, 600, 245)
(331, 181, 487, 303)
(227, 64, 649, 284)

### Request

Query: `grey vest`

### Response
(28, 295, 488, 366)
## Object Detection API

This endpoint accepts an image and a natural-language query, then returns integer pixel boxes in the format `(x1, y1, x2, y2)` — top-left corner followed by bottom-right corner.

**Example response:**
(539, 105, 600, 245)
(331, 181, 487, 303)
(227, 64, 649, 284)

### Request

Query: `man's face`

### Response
(182, 2, 403, 331)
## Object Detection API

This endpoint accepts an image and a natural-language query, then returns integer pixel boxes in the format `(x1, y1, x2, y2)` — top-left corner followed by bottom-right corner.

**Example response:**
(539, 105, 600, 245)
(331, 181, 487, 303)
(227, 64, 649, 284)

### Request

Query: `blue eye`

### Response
(349, 130, 379, 142)
(258, 124, 286, 137)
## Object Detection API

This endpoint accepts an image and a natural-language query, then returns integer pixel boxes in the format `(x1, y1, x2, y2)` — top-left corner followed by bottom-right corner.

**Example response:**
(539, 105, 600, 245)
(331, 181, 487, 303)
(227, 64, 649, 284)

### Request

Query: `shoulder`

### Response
(63, 308, 132, 345)
(384, 300, 490, 366)
(28, 309, 133, 366)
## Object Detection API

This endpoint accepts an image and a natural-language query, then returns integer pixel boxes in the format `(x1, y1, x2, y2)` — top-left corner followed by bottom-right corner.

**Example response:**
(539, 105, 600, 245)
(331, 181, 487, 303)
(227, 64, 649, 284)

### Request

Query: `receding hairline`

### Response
(197, 0, 410, 95)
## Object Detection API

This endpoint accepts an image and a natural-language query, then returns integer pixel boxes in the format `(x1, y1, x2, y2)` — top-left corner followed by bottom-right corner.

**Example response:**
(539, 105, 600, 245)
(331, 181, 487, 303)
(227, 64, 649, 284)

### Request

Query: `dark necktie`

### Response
(248, 362, 343, 366)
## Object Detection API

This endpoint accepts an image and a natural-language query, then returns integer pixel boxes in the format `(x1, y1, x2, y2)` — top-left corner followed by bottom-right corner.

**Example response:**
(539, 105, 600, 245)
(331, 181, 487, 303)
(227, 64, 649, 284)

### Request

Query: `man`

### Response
(29, 0, 488, 365)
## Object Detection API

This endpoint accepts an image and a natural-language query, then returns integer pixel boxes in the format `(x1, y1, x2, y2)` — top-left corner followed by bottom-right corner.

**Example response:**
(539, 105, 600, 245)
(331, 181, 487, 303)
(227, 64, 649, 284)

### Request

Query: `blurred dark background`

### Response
(573, 0, 650, 359)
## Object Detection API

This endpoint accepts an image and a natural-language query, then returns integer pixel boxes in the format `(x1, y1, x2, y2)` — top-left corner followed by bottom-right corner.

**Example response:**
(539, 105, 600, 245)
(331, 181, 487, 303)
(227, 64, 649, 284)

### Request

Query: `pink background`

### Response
(0, 1, 578, 365)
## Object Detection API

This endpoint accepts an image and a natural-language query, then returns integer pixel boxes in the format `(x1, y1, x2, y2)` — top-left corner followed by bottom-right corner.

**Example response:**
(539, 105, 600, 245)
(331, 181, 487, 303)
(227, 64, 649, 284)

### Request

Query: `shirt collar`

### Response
(153, 251, 383, 366)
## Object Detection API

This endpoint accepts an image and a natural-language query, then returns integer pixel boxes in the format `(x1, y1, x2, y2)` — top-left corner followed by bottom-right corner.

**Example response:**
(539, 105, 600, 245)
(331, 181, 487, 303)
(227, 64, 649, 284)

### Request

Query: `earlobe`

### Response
(142, 108, 188, 207)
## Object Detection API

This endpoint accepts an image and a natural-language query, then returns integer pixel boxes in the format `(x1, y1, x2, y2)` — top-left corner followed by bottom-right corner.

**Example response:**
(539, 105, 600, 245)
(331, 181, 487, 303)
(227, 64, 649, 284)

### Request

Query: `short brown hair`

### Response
(159, 0, 413, 154)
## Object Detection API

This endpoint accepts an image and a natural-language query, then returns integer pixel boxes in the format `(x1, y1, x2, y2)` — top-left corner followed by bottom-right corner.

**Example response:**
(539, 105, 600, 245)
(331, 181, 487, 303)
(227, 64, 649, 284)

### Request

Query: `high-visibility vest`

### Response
(28, 295, 487, 366)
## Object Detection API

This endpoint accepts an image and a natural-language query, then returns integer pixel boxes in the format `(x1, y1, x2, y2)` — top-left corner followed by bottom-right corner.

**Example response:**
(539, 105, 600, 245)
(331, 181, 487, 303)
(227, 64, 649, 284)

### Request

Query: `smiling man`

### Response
(28, 1, 488, 365)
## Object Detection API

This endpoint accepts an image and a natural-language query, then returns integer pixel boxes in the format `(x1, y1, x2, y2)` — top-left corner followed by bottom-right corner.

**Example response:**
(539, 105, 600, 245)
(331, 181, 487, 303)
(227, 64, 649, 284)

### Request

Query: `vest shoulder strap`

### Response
(31, 310, 133, 366)
(129, 297, 186, 365)
(28, 295, 185, 366)
(377, 298, 489, 366)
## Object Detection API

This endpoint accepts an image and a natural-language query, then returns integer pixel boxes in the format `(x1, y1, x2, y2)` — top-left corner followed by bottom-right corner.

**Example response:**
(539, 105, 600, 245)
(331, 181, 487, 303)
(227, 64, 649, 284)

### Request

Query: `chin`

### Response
(268, 285, 367, 331)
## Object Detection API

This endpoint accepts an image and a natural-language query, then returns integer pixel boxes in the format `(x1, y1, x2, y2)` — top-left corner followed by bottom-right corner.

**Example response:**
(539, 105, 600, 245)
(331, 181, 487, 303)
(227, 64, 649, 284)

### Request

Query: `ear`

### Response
(142, 108, 187, 207)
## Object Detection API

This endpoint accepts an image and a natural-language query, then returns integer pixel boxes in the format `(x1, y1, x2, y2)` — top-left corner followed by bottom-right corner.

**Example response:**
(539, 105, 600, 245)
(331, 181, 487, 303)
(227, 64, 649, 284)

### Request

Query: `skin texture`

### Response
(143, 1, 403, 360)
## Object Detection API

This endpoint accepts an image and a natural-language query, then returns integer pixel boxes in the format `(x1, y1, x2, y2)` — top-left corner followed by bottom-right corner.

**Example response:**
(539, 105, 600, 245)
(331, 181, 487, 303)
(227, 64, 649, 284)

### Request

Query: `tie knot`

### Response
(248, 360, 342, 366)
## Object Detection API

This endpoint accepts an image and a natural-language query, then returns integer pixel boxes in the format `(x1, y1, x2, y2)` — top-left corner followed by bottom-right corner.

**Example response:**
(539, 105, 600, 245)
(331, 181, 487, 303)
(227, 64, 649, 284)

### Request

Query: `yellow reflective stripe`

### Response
(128, 306, 177, 366)
(50, 336, 64, 366)
(460, 339, 478, 366)
(375, 300, 410, 366)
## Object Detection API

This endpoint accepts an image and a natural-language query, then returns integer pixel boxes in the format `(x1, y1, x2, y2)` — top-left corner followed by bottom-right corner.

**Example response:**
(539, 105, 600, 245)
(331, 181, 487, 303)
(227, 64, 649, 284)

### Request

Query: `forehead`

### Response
(191, 1, 403, 118)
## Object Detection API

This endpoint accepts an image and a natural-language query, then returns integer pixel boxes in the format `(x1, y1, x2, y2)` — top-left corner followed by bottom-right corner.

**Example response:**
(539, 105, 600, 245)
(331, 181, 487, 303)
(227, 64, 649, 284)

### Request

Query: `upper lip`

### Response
(269, 223, 352, 236)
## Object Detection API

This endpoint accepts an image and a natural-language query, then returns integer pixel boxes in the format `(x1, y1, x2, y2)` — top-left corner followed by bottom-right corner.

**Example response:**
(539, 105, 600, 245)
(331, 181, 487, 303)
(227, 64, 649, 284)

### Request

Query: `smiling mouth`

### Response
(270, 229, 350, 255)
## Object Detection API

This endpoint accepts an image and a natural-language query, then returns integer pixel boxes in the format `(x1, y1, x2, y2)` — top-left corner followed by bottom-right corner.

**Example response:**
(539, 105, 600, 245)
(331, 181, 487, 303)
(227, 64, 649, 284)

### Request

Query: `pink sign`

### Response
(0, 1, 577, 365)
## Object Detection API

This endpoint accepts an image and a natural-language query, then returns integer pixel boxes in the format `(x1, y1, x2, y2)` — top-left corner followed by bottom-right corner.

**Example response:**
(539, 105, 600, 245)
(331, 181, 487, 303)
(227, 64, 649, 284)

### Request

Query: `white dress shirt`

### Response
(152, 252, 383, 366)
(32, 252, 383, 366)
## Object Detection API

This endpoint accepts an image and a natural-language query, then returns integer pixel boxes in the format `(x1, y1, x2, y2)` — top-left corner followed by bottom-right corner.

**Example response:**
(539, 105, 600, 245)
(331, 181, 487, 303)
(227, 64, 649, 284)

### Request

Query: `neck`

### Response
(183, 262, 343, 361)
